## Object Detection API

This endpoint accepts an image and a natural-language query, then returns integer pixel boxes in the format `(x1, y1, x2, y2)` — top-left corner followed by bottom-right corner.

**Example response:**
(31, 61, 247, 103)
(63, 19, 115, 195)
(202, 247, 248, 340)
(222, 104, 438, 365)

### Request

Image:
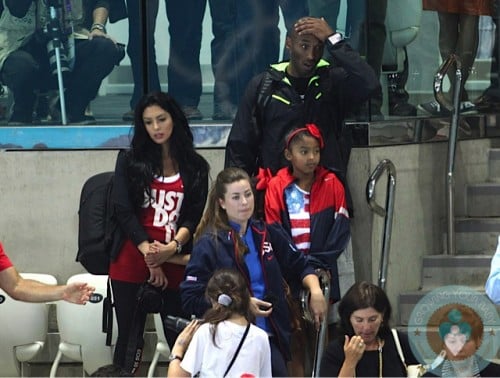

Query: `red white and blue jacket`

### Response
(264, 166, 350, 301)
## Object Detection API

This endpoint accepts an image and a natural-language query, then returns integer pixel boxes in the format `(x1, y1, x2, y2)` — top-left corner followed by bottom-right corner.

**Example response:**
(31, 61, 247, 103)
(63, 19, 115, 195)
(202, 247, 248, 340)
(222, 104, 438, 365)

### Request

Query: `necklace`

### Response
(377, 338, 383, 378)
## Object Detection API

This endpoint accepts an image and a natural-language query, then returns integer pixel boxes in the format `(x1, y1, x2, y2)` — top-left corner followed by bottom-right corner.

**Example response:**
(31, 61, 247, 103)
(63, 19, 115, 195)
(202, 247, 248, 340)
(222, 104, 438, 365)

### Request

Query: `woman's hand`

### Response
(167, 319, 201, 378)
(302, 274, 327, 329)
(337, 335, 365, 377)
(144, 240, 175, 267)
(344, 335, 365, 364)
(170, 319, 201, 357)
(309, 288, 327, 330)
(250, 297, 273, 318)
(148, 267, 168, 289)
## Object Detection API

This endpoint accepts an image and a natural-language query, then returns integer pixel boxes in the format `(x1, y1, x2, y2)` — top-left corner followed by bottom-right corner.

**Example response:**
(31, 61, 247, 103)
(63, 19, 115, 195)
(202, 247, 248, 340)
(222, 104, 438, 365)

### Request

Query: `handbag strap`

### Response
(223, 323, 251, 377)
(391, 328, 407, 367)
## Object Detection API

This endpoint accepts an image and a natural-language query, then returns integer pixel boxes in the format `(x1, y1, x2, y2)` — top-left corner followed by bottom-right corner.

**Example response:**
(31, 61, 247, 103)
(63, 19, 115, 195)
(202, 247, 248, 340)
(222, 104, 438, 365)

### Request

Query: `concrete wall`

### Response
(0, 137, 493, 321)
(0, 148, 223, 284)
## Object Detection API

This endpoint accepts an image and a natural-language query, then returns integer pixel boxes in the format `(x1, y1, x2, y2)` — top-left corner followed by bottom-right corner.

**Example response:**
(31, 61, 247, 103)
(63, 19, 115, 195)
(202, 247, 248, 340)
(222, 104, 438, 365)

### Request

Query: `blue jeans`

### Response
(125, 0, 207, 109)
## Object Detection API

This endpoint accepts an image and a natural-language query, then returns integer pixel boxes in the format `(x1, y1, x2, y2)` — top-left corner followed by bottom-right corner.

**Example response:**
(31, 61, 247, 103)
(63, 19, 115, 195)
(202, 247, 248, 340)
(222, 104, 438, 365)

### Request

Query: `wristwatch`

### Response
(327, 32, 343, 46)
(168, 353, 183, 362)
(173, 238, 183, 254)
(90, 22, 107, 34)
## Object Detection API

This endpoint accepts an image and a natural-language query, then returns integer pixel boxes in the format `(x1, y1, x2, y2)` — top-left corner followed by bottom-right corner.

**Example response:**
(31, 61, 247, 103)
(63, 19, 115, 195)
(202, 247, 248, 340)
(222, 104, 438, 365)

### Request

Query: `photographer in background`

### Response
(0, 0, 125, 125)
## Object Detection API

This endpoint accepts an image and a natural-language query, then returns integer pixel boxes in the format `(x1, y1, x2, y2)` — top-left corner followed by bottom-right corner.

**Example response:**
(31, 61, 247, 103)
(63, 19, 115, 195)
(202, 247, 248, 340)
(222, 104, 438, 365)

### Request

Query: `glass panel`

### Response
(0, 0, 499, 149)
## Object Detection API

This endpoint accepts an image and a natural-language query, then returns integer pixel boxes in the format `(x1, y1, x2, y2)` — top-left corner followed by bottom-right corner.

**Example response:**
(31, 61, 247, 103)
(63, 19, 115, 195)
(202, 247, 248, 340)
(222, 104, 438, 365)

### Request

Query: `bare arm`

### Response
(167, 320, 201, 378)
(88, 6, 116, 44)
(0, 266, 94, 304)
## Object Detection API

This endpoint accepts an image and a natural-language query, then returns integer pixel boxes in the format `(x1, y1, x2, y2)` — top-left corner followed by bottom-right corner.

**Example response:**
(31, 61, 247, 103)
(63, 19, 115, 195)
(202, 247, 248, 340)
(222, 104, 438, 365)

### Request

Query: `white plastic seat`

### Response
(0, 273, 57, 377)
(49, 273, 117, 377)
(147, 313, 171, 378)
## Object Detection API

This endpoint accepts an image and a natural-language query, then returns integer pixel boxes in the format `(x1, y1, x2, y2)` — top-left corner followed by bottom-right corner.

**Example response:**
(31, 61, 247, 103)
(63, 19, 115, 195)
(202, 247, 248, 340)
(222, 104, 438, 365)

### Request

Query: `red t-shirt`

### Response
(109, 174, 185, 288)
(0, 242, 14, 272)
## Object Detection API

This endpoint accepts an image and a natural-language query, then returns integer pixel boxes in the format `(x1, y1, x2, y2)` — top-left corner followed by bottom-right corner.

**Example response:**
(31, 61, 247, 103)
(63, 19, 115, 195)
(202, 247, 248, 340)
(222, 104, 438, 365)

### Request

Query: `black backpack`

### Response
(76, 171, 124, 275)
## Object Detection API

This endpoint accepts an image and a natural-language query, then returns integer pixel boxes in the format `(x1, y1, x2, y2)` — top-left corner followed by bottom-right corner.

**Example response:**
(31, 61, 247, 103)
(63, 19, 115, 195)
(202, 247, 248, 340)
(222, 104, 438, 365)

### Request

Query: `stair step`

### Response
(466, 183, 500, 217)
(489, 148, 500, 181)
(455, 217, 500, 254)
(398, 287, 488, 325)
(421, 255, 492, 288)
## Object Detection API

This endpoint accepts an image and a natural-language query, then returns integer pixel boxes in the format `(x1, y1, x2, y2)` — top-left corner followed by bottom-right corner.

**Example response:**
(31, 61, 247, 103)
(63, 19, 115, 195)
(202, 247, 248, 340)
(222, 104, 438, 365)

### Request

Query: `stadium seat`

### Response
(0, 273, 57, 377)
(49, 273, 117, 377)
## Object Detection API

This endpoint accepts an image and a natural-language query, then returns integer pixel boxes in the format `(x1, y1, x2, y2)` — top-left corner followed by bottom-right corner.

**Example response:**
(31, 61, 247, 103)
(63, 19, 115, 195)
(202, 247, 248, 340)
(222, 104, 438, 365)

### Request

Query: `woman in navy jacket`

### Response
(181, 167, 326, 377)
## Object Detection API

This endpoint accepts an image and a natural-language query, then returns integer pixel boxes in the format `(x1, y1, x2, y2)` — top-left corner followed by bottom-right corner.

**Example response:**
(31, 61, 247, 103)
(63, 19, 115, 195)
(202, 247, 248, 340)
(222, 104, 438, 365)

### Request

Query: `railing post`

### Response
(140, 0, 150, 95)
(366, 159, 397, 291)
(433, 54, 462, 255)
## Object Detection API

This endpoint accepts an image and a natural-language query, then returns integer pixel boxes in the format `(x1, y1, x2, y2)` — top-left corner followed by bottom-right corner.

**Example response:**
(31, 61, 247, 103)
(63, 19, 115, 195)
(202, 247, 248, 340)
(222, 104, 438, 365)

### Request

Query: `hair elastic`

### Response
(285, 123, 324, 149)
(217, 293, 233, 307)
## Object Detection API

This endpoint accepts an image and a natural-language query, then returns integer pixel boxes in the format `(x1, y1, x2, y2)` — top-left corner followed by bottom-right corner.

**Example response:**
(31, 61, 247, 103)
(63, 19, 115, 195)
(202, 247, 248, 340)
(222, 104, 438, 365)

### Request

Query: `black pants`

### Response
(1, 36, 120, 121)
(125, 0, 207, 109)
(437, 12, 479, 102)
(208, 0, 307, 110)
(111, 279, 186, 373)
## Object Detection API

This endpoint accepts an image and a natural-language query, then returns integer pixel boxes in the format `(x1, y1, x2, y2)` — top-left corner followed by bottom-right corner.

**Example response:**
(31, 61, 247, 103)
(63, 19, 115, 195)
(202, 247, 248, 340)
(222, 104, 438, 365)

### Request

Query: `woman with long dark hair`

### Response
(109, 91, 209, 373)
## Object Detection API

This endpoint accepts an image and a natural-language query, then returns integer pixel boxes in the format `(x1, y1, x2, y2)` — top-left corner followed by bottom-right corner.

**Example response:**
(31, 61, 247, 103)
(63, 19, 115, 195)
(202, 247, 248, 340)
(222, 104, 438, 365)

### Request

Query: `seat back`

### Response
(147, 313, 171, 378)
(56, 273, 117, 374)
(153, 313, 167, 344)
(0, 273, 56, 377)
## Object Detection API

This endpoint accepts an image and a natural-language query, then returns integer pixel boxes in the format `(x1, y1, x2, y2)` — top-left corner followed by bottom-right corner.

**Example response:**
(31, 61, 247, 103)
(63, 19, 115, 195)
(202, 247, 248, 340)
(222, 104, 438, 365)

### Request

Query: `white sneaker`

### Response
(418, 100, 450, 115)
(459, 101, 476, 113)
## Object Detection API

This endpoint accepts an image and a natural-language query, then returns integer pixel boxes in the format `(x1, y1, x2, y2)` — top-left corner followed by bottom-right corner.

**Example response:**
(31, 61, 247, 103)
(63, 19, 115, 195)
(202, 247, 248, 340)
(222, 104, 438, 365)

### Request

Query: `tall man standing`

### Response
(225, 16, 380, 213)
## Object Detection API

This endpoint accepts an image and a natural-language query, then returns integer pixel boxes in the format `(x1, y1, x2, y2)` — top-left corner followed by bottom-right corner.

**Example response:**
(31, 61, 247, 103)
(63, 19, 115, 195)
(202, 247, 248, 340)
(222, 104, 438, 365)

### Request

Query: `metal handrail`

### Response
(434, 54, 463, 255)
(366, 159, 397, 291)
(300, 269, 330, 377)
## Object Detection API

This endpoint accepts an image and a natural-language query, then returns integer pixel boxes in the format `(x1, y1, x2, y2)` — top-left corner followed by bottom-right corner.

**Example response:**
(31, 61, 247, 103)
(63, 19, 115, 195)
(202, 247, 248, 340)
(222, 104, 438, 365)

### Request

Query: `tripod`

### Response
(45, 0, 70, 125)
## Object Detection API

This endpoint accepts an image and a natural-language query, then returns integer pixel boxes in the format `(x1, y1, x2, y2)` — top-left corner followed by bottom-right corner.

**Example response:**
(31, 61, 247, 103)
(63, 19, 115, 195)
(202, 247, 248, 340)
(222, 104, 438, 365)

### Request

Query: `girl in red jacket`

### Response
(263, 123, 351, 376)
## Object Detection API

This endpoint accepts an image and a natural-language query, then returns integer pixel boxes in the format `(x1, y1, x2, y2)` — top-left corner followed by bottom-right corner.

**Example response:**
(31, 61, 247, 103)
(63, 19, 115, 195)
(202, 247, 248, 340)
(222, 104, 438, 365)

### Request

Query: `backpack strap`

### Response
(251, 70, 276, 175)
(256, 70, 274, 111)
(102, 278, 114, 346)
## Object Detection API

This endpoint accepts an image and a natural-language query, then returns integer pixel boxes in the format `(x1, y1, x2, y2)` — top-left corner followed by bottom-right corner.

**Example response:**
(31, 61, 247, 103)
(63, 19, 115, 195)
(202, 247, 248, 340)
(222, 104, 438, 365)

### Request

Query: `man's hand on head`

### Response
(294, 17, 335, 43)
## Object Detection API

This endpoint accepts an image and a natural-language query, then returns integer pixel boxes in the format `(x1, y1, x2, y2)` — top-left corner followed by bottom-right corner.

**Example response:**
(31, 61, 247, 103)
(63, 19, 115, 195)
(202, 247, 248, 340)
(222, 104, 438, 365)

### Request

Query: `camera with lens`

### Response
(163, 315, 193, 333)
(136, 282, 164, 313)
